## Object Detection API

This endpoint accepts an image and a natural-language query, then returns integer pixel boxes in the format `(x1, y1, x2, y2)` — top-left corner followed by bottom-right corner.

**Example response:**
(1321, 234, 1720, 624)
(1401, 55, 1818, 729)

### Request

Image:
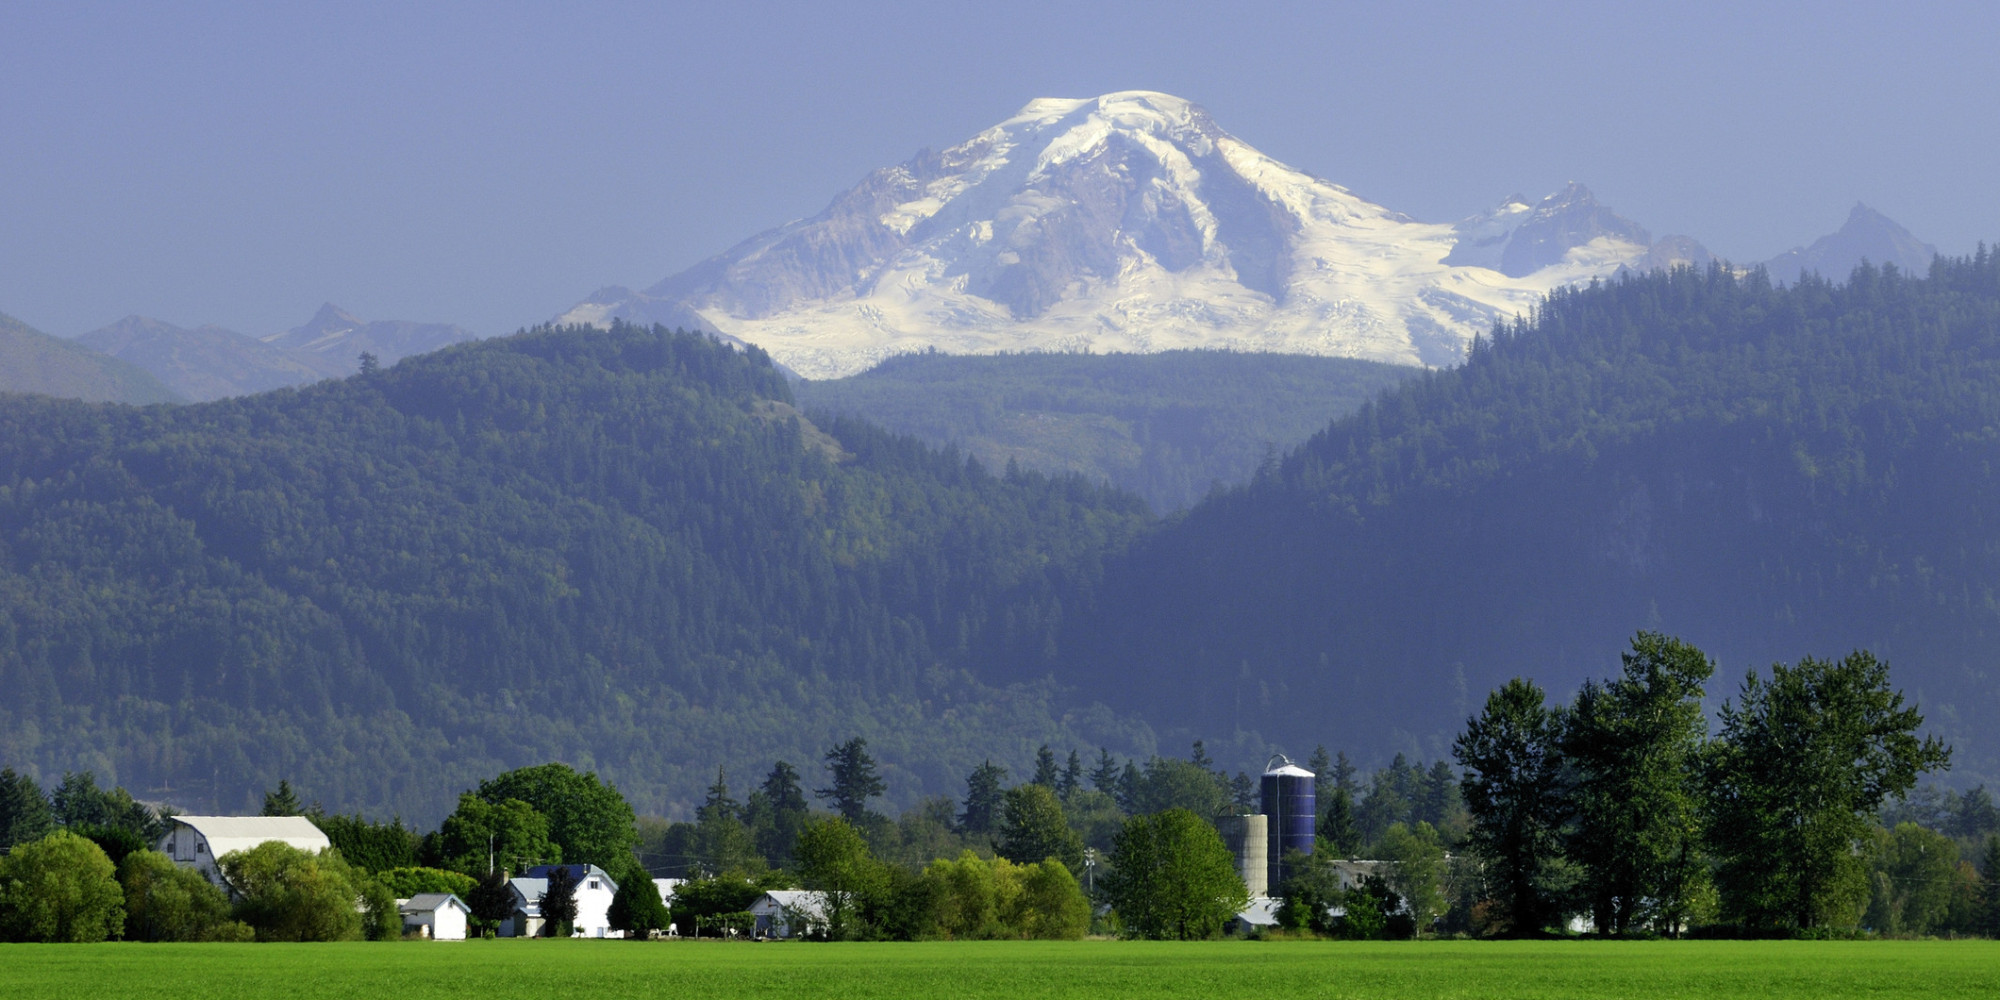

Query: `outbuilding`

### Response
(748, 890, 828, 939)
(399, 893, 472, 940)
(156, 815, 332, 892)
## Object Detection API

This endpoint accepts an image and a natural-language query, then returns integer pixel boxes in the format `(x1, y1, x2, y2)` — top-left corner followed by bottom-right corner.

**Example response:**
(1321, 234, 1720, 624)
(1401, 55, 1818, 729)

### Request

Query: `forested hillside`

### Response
(1065, 256, 2000, 786)
(0, 324, 1154, 822)
(794, 351, 1416, 512)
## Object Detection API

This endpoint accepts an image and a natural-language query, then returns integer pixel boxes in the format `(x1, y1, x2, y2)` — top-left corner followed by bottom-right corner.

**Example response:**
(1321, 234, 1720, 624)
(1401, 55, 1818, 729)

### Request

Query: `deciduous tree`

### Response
(119, 849, 246, 942)
(1101, 808, 1246, 940)
(478, 764, 636, 870)
(1454, 678, 1568, 937)
(0, 830, 125, 942)
(995, 783, 1084, 874)
(1563, 632, 1713, 935)
(1706, 652, 1951, 932)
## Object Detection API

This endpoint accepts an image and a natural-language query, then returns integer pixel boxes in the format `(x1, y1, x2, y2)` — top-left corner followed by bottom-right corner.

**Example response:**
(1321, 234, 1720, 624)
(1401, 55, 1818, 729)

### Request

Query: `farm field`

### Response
(3, 939, 1998, 1000)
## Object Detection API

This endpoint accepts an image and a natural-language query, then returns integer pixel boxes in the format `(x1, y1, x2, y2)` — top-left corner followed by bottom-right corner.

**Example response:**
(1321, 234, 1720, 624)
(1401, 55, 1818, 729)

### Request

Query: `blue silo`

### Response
(1261, 755, 1315, 892)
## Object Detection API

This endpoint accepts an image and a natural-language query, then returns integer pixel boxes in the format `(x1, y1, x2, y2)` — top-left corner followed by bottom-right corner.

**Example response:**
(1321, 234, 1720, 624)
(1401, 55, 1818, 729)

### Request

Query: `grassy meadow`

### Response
(3, 939, 1997, 1000)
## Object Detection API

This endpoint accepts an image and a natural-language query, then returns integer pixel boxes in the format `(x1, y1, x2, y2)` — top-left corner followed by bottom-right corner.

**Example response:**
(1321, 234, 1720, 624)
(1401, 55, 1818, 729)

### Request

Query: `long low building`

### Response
(157, 815, 332, 891)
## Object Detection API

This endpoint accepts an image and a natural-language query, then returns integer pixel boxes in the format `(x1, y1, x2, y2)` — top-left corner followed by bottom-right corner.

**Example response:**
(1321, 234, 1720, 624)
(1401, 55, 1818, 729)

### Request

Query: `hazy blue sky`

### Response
(3, 1, 1995, 337)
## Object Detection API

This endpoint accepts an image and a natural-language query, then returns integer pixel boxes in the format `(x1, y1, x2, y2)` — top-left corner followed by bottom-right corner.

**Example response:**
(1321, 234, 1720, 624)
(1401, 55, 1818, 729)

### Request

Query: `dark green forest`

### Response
(1064, 256, 2000, 787)
(793, 350, 1416, 512)
(0, 324, 1154, 821)
(12, 255, 2000, 822)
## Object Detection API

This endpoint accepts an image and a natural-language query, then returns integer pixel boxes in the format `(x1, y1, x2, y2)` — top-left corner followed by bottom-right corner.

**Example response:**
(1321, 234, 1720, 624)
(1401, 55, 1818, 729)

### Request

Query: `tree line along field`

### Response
(2, 939, 1998, 1000)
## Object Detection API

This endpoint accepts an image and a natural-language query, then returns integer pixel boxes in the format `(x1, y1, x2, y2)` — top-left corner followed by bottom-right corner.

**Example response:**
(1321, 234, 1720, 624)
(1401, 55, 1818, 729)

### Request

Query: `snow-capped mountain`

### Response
(562, 91, 1703, 378)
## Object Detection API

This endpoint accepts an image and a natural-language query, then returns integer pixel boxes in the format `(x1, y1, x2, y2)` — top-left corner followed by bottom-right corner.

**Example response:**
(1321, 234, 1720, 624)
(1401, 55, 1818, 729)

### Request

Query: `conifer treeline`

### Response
(0, 323, 1150, 819)
(1071, 254, 2000, 786)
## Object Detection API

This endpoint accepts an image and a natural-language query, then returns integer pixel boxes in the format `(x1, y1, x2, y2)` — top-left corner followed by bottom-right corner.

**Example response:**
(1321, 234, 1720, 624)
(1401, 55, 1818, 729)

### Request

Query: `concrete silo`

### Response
(1213, 813, 1268, 898)
(1260, 755, 1315, 892)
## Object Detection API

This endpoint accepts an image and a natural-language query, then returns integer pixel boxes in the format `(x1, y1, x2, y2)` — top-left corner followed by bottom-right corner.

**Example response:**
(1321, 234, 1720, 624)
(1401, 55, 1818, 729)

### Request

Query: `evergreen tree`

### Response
(1976, 835, 2000, 938)
(694, 768, 756, 876)
(1322, 786, 1361, 857)
(1454, 678, 1569, 937)
(1229, 772, 1257, 813)
(1031, 745, 1060, 788)
(540, 866, 579, 937)
(1117, 761, 1142, 815)
(468, 868, 515, 931)
(702, 767, 740, 820)
(1060, 750, 1084, 801)
(1708, 652, 1952, 932)
(608, 872, 672, 938)
(260, 780, 304, 817)
(817, 738, 886, 823)
(49, 772, 159, 842)
(0, 769, 53, 850)
(1089, 749, 1121, 794)
(959, 761, 1007, 837)
(757, 761, 809, 867)
(314, 813, 420, 873)
(1333, 752, 1358, 794)
(1189, 740, 1215, 772)
(1307, 746, 1334, 803)
(1419, 761, 1459, 830)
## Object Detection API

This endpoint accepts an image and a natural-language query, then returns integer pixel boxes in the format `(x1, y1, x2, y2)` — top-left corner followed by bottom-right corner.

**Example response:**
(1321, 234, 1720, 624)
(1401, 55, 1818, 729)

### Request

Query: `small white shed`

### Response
(749, 890, 829, 939)
(400, 893, 471, 940)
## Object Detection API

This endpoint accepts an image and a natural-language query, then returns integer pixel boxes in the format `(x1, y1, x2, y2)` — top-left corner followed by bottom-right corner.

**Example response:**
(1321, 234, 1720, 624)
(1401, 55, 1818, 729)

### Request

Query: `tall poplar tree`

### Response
(1562, 632, 1713, 935)
(1454, 678, 1568, 937)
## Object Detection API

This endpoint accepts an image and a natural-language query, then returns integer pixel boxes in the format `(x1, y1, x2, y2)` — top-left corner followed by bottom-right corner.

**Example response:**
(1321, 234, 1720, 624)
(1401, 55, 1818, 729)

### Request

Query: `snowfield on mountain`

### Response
(563, 91, 1705, 378)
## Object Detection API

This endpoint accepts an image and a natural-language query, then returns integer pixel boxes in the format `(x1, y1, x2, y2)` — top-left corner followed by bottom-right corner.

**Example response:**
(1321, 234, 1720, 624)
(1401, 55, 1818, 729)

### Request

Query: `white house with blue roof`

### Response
(501, 864, 622, 938)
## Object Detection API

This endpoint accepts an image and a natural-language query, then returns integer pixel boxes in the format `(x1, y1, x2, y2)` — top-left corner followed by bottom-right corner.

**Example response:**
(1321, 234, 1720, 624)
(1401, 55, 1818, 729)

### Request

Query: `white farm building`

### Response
(157, 815, 332, 891)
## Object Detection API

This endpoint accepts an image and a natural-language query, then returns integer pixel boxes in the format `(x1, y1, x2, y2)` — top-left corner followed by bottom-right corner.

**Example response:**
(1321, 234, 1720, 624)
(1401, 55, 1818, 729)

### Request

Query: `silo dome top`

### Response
(1263, 754, 1315, 778)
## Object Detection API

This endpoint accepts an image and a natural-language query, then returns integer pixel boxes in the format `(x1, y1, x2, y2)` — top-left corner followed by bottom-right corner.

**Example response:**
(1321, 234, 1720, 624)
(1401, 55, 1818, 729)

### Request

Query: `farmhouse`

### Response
(749, 890, 828, 939)
(399, 893, 471, 940)
(156, 815, 331, 891)
(500, 864, 622, 938)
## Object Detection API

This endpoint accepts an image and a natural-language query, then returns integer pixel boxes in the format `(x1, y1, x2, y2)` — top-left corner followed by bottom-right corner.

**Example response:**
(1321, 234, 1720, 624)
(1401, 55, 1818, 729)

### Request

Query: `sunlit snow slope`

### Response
(565, 92, 1700, 378)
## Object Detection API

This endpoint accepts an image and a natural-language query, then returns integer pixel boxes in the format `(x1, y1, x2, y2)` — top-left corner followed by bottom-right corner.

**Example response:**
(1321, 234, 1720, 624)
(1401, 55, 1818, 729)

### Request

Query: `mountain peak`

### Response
(1765, 204, 1936, 282)
(305, 303, 363, 330)
(567, 97, 1673, 377)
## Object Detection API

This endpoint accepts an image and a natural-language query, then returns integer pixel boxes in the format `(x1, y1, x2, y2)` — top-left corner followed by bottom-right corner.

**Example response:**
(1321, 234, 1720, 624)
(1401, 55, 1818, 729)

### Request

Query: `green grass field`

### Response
(3, 939, 1996, 999)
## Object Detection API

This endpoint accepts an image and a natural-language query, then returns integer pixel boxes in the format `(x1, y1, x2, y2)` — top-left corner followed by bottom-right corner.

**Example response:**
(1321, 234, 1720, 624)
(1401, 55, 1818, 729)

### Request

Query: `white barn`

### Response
(399, 893, 471, 940)
(157, 815, 331, 891)
(501, 864, 622, 938)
